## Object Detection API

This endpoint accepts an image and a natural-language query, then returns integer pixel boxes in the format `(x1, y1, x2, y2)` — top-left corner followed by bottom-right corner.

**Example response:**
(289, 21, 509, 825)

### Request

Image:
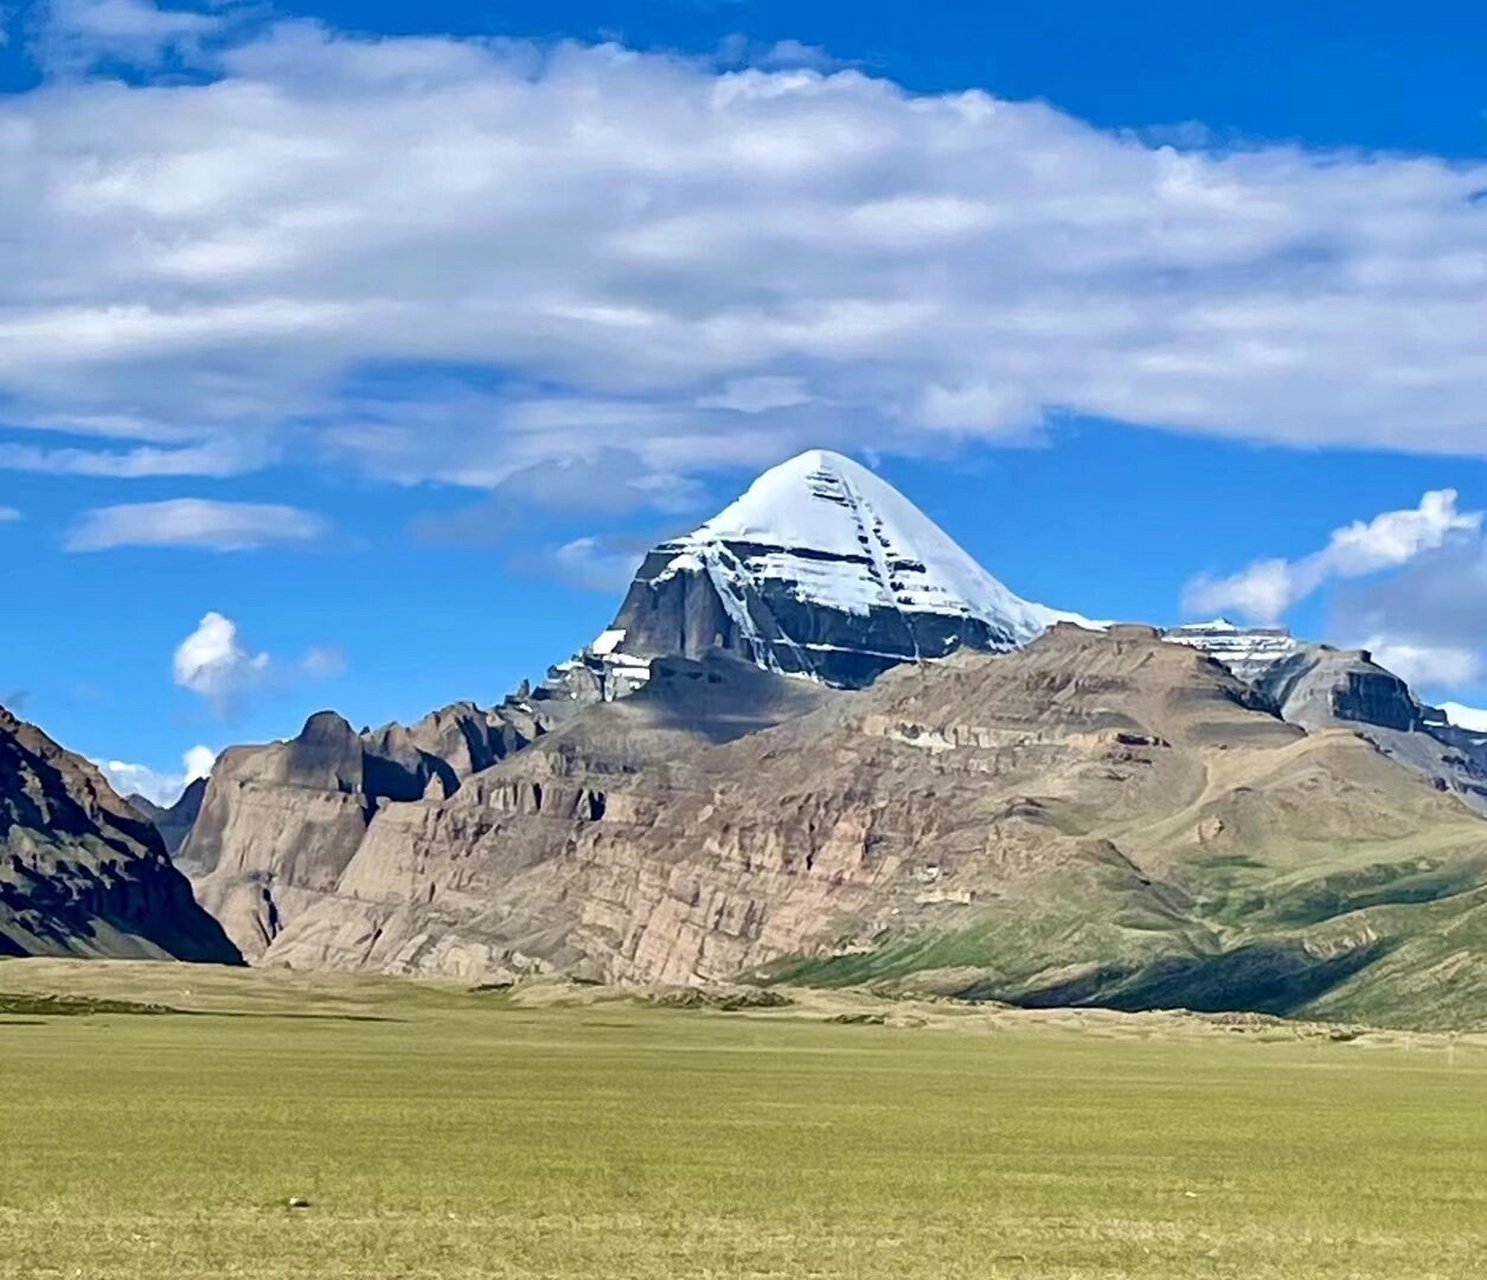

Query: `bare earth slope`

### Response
(249, 628, 1487, 1026)
(0, 707, 240, 963)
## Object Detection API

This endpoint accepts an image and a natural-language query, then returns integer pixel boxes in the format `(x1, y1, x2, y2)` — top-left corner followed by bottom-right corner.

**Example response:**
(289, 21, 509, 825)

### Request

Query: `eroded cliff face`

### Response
(0, 707, 240, 963)
(234, 629, 1487, 1023)
(183, 695, 587, 957)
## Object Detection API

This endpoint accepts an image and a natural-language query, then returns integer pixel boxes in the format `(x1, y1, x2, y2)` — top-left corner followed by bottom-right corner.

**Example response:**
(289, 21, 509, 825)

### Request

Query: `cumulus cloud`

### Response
(2, 13, 1487, 487)
(1361, 639, 1484, 691)
(171, 611, 345, 716)
(1185, 490, 1482, 623)
(39, 0, 224, 72)
(65, 499, 328, 551)
(1439, 702, 1487, 734)
(1327, 529, 1487, 700)
(173, 611, 270, 713)
(97, 743, 217, 807)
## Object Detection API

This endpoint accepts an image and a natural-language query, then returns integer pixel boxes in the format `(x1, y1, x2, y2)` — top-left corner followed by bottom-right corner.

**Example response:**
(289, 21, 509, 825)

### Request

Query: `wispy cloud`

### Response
(65, 499, 328, 551)
(415, 448, 705, 545)
(0, 505, 19, 521)
(1185, 491, 1482, 624)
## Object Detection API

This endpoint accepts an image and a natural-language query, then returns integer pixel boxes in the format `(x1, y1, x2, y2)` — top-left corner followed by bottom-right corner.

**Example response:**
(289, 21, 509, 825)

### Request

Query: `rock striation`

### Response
(0, 706, 240, 963)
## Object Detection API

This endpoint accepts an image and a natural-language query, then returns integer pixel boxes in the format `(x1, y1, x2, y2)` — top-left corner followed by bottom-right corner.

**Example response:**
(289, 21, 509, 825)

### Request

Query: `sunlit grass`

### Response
(1, 962, 1483, 1278)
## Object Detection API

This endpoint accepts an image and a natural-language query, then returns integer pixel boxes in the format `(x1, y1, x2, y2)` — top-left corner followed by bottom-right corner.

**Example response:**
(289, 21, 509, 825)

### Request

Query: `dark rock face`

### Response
(610, 544, 1022, 689)
(0, 707, 241, 963)
(129, 776, 206, 858)
(1256, 648, 1423, 734)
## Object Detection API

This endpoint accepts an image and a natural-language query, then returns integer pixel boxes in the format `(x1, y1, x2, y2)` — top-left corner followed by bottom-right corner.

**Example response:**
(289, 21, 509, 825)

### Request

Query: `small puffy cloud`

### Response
(173, 611, 270, 714)
(1186, 558, 1295, 625)
(507, 531, 655, 593)
(181, 743, 217, 781)
(65, 499, 328, 552)
(96, 744, 217, 807)
(172, 611, 345, 717)
(1185, 491, 1481, 624)
(551, 534, 649, 592)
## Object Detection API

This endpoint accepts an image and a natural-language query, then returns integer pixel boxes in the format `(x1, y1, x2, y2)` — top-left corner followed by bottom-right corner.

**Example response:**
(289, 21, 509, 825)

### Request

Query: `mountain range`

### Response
(4, 449, 1486, 1028)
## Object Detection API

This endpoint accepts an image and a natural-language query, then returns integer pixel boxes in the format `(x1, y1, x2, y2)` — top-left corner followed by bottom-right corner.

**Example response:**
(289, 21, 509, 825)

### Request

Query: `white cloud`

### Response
(65, 498, 328, 551)
(40, 0, 222, 71)
(0, 506, 19, 521)
(1362, 639, 1484, 691)
(181, 743, 217, 781)
(1186, 490, 1482, 623)
(173, 611, 270, 713)
(549, 534, 650, 592)
(97, 743, 217, 807)
(1440, 702, 1487, 733)
(171, 610, 345, 716)
(1, 14, 1487, 485)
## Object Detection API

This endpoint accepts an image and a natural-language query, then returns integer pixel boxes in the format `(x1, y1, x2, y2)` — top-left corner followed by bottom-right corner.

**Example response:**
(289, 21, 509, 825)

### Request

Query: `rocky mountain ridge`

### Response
(0, 706, 240, 963)
(1168, 621, 1487, 811)
(206, 627, 1487, 1027)
(103, 450, 1487, 1027)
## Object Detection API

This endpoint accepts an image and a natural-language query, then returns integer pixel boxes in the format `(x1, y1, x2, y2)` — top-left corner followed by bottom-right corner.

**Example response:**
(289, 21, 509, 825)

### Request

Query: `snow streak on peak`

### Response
(667, 449, 1084, 641)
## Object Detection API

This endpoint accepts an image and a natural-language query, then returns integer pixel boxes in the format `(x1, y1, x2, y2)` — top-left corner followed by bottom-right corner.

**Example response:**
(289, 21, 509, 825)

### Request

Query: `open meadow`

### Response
(1, 961, 1484, 1279)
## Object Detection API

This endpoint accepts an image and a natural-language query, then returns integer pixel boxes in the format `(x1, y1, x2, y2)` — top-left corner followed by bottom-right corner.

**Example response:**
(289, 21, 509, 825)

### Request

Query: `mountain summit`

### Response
(586, 449, 1085, 689)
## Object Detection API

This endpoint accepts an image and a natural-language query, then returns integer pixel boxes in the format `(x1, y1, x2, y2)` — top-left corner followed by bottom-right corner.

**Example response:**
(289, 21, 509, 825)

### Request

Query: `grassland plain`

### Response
(1, 962, 1484, 1280)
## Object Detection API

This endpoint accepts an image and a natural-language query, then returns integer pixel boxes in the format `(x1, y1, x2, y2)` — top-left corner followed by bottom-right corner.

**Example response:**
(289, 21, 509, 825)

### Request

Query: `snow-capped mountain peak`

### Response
(672, 448, 1079, 639)
(551, 448, 1089, 693)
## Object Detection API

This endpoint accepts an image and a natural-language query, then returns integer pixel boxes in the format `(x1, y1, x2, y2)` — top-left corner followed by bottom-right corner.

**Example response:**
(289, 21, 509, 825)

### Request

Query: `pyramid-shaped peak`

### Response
(680, 447, 1081, 642)
(697, 448, 915, 555)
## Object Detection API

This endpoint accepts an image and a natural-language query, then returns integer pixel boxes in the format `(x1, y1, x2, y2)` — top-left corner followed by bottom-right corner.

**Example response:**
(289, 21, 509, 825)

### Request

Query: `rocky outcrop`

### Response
(1170, 625, 1487, 813)
(245, 628, 1487, 1024)
(129, 776, 206, 858)
(182, 695, 583, 957)
(0, 706, 240, 963)
(1257, 646, 1423, 734)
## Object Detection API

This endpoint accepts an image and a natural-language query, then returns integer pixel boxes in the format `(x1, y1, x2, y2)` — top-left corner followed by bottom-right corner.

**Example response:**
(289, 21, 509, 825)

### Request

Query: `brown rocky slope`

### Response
(192, 628, 1487, 1025)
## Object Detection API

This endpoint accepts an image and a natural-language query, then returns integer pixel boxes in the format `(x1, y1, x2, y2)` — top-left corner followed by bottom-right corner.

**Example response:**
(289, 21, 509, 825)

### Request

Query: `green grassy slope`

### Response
(2, 962, 1484, 1279)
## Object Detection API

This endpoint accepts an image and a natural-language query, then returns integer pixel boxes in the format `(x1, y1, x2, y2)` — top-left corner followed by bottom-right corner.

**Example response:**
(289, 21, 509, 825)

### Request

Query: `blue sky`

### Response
(4, 0, 1487, 799)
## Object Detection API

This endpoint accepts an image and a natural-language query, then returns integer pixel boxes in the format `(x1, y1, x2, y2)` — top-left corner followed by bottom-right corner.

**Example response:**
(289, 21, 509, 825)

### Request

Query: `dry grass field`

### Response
(1, 961, 1484, 1279)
